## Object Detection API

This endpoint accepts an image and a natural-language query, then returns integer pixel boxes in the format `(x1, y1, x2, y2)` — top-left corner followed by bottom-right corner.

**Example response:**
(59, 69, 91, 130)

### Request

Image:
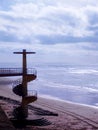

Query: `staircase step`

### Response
(22, 96, 37, 106)
(26, 74, 37, 82)
(13, 84, 23, 96)
(13, 106, 27, 119)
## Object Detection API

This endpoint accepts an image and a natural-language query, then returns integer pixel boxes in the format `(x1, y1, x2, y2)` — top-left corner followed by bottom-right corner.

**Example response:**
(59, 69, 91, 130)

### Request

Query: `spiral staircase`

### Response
(12, 69, 37, 119)
(0, 49, 37, 119)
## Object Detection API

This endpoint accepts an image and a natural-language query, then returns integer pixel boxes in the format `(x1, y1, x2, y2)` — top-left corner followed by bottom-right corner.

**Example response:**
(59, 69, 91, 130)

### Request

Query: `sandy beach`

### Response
(0, 78, 98, 130)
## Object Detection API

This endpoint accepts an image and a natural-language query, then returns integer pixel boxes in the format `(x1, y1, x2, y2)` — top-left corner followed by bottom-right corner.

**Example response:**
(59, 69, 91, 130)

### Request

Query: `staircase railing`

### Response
(0, 68, 22, 74)
(27, 68, 37, 75)
(12, 78, 22, 88)
(28, 90, 37, 97)
(0, 68, 37, 75)
(11, 68, 37, 119)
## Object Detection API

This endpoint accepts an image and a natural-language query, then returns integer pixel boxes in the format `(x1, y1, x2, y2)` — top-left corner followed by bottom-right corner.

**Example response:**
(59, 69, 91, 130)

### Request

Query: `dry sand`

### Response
(0, 77, 98, 130)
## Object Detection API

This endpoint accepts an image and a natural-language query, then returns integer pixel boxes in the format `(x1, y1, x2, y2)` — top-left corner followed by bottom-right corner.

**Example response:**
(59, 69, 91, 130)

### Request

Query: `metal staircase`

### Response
(12, 79, 23, 96)
(0, 49, 37, 119)
(12, 69, 37, 119)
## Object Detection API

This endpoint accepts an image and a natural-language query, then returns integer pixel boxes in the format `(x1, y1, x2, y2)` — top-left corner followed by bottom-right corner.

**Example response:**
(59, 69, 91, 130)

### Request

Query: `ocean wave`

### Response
(33, 78, 98, 94)
(68, 68, 98, 74)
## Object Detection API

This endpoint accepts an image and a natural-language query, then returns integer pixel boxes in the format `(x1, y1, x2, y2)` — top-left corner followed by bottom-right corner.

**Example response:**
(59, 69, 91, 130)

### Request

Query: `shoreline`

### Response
(39, 94, 98, 109)
(1, 77, 98, 110)
(0, 78, 98, 129)
(34, 96, 98, 121)
(1, 77, 98, 108)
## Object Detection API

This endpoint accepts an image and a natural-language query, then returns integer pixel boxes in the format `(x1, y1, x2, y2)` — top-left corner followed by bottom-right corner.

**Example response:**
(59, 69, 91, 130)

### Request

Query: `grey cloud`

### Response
(88, 12, 98, 25)
(36, 34, 98, 44)
(88, 25, 98, 31)
(82, 44, 98, 51)
(0, 31, 30, 43)
(0, 0, 98, 46)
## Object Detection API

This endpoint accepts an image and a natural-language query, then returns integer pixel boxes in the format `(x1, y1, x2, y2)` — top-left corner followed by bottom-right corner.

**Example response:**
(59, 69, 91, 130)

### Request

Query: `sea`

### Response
(1, 62, 98, 107)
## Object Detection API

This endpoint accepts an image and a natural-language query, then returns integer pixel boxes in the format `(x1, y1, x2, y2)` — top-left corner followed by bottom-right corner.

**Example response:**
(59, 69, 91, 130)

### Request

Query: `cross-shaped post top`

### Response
(13, 49, 36, 54)
(13, 49, 36, 74)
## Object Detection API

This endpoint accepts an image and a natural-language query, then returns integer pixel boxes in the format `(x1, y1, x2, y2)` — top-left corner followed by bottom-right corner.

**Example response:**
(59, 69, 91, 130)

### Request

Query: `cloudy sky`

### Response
(0, 0, 98, 65)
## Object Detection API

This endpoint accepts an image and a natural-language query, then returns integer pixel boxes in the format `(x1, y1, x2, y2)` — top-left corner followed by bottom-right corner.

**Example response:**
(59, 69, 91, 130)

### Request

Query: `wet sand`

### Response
(0, 78, 98, 130)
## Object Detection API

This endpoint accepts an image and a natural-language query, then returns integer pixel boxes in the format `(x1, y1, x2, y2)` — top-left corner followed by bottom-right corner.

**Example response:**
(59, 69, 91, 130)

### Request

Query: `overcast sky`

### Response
(0, 0, 98, 65)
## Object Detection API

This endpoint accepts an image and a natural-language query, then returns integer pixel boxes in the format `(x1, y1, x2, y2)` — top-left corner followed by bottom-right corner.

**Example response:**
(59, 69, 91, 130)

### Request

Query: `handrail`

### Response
(0, 68, 37, 75)
(0, 68, 22, 74)
(27, 68, 37, 75)
(12, 78, 22, 89)
(28, 90, 37, 97)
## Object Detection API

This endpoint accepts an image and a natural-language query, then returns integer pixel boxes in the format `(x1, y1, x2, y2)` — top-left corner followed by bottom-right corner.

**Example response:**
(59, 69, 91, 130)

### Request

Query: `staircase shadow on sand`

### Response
(10, 118, 51, 128)
(0, 96, 58, 117)
(28, 105, 58, 116)
(0, 96, 58, 128)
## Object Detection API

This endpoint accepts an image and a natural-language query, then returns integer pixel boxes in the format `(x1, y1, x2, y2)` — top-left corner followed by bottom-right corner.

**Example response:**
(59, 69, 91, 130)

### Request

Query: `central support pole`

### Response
(22, 49, 27, 97)
(14, 49, 36, 118)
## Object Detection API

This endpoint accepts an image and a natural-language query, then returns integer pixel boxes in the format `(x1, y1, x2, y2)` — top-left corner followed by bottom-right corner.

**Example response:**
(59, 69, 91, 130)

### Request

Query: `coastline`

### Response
(35, 96, 98, 122)
(0, 78, 98, 129)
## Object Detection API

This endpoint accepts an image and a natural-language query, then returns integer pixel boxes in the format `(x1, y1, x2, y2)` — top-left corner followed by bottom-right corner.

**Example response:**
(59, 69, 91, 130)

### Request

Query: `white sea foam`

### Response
(33, 78, 98, 95)
(39, 94, 62, 101)
(29, 64, 98, 106)
(68, 68, 98, 74)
